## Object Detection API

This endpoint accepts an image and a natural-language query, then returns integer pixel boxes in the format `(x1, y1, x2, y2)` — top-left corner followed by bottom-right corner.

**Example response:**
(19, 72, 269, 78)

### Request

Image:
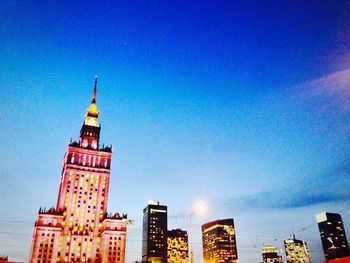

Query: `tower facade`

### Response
(284, 236, 310, 263)
(316, 212, 350, 261)
(201, 218, 238, 263)
(29, 78, 127, 263)
(167, 229, 189, 263)
(142, 200, 168, 263)
(261, 245, 282, 263)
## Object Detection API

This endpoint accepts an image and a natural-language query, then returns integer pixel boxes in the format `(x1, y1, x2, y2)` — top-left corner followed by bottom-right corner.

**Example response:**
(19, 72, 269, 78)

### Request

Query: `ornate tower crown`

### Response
(85, 76, 99, 127)
(80, 76, 101, 149)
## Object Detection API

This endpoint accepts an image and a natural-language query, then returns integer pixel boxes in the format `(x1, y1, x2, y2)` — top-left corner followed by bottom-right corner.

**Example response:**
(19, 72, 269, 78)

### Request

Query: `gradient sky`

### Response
(1, 1, 350, 262)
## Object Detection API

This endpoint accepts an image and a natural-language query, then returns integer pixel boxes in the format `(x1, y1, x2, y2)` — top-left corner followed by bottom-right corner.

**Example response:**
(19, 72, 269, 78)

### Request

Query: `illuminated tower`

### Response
(142, 200, 168, 263)
(284, 235, 310, 263)
(201, 218, 238, 263)
(261, 245, 282, 263)
(167, 229, 189, 263)
(316, 212, 350, 261)
(29, 78, 128, 263)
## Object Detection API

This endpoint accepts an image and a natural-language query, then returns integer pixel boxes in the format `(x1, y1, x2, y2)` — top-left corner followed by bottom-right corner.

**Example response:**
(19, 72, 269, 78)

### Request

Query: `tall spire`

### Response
(92, 75, 98, 104)
(84, 76, 100, 127)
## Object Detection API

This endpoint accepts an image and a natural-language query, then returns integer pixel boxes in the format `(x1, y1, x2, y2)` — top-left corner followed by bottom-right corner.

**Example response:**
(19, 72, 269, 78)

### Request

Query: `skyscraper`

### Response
(29, 78, 128, 263)
(142, 200, 168, 263)
(201, 218, 238, 263)
(261, 245, 282, 263)
(284, 235, 310, 263)
(316, 212, 350, 261)
(167, 229, 189, 263)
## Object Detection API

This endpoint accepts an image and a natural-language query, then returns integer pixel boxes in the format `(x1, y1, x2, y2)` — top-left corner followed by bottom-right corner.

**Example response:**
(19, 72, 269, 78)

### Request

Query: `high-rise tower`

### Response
(142, 200, 168, 263)
(29, 78, 128, 263)
(167, 229, 189, 263)
(261, 245, 283, 263)
(284, 235, 310, 263)
(201, 218, 238, 263)
(316, 212, 350, 261)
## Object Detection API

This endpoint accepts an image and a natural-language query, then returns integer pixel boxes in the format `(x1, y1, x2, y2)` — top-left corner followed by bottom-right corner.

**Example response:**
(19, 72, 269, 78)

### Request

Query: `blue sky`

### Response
(1, 0, 350, 262)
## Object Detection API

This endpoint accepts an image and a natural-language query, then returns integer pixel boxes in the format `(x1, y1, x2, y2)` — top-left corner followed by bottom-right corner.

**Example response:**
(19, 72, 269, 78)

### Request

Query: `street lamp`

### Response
(189, 201, 208, 263)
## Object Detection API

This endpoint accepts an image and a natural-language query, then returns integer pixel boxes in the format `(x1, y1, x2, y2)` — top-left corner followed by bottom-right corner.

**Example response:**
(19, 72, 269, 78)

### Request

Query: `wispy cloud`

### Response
(225, 163, 350, 211)
(235, 189, 350, 210)
(296, 68, 350, 110)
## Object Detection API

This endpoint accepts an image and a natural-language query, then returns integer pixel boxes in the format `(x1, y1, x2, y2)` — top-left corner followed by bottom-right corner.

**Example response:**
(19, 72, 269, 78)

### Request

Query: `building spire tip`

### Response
(92, 76, 97, 103)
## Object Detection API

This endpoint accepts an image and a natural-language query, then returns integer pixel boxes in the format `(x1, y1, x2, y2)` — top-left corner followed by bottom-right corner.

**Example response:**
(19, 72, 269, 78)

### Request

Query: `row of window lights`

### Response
(81, 137, 98, 149)
(36, 236, 125, 258)
(70, 153, 109, 168)
(65, 172, 106, 213)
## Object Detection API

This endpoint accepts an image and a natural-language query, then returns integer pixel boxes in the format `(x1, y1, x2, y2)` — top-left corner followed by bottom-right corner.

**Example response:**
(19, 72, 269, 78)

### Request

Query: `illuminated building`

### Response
(142, 200, 168, 263)
(167, 229, 189, 263)
(201, 218, 238, 263)
(316, 212, 350, 261)
(284, 235, 310, 263)
(261, 245, 282, 263)
(29, 77, 128, 263)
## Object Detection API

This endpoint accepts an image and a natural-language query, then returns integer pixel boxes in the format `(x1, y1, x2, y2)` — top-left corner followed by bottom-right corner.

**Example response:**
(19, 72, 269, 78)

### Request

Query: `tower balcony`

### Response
(69, 140, 112, 153)
(35, 207, 64, 228)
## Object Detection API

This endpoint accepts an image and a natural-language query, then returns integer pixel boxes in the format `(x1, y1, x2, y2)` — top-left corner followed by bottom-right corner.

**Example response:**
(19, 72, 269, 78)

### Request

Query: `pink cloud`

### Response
(299, 68, 350, 110)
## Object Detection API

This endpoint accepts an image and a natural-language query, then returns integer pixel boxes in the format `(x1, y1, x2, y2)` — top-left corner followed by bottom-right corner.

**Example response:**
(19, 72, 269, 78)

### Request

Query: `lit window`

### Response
(92, 141, 97, 149)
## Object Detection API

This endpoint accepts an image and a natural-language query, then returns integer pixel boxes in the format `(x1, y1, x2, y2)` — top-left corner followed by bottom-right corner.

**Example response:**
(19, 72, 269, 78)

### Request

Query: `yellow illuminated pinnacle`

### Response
(87, 102, 98, 115)
(85, 76, 99, 127)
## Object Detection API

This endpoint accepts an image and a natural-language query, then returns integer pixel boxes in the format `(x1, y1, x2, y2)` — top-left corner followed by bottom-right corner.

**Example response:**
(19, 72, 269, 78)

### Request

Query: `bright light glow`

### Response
(194, 201, 208, 216)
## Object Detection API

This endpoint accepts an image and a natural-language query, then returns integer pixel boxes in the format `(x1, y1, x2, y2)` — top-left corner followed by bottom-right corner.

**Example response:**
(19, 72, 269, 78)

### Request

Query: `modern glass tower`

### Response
(316, 212, 350, 261)
(29, 78, 128, 263)
(201, 218, 238, 263)
(142, 200, 168, 263)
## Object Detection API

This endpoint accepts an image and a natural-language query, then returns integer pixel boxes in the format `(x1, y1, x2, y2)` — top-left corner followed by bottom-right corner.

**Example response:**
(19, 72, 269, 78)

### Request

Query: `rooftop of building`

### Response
(168, 228, 188, 237)
(202, 218, 234, 231)
(38, 207, 63, 215)
(69, 140, 112, 152)
(104, 212, 128, 220)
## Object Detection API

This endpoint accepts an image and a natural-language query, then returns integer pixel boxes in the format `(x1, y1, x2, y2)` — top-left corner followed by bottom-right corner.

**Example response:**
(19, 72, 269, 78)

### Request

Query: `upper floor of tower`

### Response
(79, 76, 100, 150)
(68, 77, 112, 153)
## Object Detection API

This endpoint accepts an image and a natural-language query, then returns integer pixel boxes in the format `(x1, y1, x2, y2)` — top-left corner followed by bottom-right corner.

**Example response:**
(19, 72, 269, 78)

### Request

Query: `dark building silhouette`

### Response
(316, 212, 350, 261)
(201, 218, 238, 263)
(167, 229, 188, 263)
(261, 245, 282, 263)
(142, 200, 168, 263)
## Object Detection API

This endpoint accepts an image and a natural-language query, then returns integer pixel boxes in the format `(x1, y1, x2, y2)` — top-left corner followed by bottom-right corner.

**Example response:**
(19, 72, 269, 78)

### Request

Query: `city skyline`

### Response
(1, 1, 350, 262)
